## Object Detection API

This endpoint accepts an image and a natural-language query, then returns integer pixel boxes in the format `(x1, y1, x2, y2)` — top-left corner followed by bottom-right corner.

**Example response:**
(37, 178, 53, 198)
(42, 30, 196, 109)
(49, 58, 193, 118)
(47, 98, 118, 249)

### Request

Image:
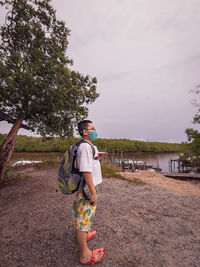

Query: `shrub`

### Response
(101, 162, 124, 179)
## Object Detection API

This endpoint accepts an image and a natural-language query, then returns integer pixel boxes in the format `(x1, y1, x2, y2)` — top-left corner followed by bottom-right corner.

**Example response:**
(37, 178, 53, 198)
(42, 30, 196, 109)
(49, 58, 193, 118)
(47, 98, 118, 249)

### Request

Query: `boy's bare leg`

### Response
(76, 230, 90, 260)
(86, 229, 96, 239)
(75, 229, 104, 263)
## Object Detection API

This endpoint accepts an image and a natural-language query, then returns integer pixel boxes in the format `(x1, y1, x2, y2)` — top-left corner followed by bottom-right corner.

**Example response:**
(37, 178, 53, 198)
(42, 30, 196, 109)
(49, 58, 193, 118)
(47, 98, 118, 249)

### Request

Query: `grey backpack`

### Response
(58, 139, 95, 199)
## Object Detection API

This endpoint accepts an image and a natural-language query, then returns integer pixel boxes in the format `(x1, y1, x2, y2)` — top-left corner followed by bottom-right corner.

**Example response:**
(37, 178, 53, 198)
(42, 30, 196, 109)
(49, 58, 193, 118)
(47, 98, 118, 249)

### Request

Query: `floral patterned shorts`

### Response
(72, 189, 96, 231)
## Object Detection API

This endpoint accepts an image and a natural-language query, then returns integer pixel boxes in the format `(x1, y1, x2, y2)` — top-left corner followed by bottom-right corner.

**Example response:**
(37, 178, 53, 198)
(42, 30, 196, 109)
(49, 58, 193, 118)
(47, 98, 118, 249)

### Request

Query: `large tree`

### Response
(0, 0, 99, 179)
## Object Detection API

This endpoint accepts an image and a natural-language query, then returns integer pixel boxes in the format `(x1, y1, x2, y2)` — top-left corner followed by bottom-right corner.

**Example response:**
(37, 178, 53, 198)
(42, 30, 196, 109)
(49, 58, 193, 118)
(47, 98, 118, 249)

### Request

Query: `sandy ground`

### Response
(0, 167, 200, 267)
(120, 171, 200, 196)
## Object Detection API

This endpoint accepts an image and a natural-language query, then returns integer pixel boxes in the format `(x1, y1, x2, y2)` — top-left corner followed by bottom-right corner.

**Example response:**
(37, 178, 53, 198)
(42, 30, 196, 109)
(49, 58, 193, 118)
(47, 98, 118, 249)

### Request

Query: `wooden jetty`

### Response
(117, 159, 162, 172)
(169, 159, 200, 173)
(162, 172, 200, 180)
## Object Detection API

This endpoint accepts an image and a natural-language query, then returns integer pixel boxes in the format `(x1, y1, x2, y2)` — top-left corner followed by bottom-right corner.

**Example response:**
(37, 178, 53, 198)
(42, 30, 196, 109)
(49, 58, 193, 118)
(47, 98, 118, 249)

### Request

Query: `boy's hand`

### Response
(82, 172, 97, 205)
(90, 191, 97, 206)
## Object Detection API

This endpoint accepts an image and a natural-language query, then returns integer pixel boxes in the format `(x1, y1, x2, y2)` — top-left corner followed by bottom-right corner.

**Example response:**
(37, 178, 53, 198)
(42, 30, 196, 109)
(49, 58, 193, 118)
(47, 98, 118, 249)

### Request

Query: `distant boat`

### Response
(114, 158, 133, 164)
(114, 158, 162, 172)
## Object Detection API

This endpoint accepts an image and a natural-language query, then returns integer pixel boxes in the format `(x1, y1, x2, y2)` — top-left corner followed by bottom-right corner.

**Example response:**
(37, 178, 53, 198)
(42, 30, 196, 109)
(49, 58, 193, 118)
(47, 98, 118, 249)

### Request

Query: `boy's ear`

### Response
(82, 129, 88, 136)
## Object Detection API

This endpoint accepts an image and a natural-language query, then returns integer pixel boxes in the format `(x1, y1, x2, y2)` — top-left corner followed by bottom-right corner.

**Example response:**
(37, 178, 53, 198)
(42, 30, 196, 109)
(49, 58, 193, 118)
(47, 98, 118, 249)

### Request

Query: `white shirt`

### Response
(77, 140, 102, 186)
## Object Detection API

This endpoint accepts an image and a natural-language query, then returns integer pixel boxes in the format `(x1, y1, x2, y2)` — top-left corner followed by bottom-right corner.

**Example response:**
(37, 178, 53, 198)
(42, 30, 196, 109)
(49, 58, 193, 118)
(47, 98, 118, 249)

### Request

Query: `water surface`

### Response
(11, 152, 178, 172)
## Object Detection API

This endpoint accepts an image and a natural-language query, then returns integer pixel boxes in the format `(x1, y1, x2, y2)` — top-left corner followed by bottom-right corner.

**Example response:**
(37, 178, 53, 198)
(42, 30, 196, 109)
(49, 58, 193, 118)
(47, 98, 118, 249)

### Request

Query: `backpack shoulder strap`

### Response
(77, 139, 96, 159)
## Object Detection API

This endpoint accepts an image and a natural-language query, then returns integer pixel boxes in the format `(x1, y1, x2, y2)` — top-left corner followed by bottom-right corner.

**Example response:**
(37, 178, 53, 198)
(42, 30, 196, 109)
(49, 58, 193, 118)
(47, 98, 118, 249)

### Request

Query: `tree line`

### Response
(0, 134, 184, 153)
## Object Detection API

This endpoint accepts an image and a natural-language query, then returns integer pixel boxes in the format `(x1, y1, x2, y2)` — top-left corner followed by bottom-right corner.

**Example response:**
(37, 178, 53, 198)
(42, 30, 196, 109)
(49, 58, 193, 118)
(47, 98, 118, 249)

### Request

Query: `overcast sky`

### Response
(1, 0, 200, 142)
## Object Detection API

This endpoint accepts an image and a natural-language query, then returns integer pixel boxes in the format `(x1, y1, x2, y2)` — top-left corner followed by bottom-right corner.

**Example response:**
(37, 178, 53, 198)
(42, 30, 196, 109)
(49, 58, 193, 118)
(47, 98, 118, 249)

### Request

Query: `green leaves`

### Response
(181, 87, 200, 166)
(0, 0, 99, 137)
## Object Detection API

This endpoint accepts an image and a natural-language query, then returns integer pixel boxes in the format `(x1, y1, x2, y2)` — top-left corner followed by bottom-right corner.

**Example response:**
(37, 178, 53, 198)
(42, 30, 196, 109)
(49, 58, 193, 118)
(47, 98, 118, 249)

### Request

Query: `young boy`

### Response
(72, 120, 105, 265)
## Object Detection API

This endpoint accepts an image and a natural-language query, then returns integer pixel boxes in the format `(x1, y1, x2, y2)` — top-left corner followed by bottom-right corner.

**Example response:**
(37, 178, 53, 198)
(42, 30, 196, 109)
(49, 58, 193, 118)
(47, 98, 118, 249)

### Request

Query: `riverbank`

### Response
(0, 167, 200, 266)
(120, 171, 200, 196)
(10, 151, 179, 172)
(0, 134, 183, 154)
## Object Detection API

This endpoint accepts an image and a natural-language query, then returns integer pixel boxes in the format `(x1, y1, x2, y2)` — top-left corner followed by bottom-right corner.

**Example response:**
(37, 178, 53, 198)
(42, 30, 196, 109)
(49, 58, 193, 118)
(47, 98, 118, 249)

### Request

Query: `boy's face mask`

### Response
(88, 130, 98, 141)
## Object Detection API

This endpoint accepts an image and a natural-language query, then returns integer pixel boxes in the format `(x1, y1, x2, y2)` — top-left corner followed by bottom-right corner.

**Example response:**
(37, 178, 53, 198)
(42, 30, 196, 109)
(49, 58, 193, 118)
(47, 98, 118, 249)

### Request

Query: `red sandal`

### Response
(81, 248, 105, 266)
(86, 229, 96, 242)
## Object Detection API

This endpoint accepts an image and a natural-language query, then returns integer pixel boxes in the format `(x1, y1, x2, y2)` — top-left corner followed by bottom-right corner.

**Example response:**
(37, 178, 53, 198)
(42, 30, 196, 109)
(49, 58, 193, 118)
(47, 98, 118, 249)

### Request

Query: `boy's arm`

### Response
(82, 172, 97, 205)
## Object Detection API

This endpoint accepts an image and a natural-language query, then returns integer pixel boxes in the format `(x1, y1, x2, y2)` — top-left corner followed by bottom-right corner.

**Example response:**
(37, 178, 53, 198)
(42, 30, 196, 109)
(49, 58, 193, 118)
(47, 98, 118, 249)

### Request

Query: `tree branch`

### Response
(0, 110, 30, 130)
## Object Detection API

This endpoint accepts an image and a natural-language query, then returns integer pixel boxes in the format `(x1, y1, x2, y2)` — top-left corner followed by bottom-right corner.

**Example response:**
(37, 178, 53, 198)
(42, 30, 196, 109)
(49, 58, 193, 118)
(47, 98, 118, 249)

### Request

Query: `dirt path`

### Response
(120, 171, 200, 196)
(0, 168, 200, 266)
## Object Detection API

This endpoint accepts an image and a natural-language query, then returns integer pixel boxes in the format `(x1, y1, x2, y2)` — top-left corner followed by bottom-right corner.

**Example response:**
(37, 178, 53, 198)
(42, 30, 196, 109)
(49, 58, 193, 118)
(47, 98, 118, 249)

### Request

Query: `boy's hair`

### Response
(78, 120, 92, 136)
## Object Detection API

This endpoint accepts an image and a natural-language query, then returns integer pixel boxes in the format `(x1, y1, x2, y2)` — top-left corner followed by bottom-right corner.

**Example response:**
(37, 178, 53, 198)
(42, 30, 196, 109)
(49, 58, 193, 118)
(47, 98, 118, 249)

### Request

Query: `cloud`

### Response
(1, 0, 200, 142)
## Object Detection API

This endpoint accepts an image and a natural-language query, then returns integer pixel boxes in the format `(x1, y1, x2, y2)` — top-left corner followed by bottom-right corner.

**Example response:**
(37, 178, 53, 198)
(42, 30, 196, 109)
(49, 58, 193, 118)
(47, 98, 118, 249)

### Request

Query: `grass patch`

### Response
(101, 162, 125, 179)
(101, 163, 146, 185)
(33, 159, 59, 168)
(0, 170, 29, 189)
(127, 178, 146, 185)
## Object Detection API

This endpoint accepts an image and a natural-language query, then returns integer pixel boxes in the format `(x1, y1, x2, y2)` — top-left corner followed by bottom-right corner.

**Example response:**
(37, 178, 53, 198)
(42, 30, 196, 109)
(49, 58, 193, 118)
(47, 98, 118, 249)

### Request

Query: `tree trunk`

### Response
(0, 110, 30, 130)
(0, 117, 24, 180)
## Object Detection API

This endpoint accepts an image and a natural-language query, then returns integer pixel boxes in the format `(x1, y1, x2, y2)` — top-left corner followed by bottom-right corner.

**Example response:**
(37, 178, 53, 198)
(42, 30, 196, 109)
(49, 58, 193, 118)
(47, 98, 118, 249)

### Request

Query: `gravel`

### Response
(0, 167, 200, 266)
